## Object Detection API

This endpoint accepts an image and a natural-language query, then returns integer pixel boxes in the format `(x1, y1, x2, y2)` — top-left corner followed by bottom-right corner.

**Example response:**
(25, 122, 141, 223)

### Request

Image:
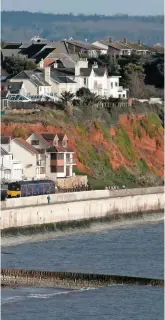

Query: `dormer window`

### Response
(54, 139, 58, 147)
(62, 140, 67, 148)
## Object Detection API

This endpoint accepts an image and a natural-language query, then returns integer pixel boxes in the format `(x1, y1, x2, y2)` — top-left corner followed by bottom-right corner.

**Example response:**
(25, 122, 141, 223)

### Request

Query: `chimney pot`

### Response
(138, 39, 141, 45)
(124, 38, 127, 44)
(109, 38, 112, 43)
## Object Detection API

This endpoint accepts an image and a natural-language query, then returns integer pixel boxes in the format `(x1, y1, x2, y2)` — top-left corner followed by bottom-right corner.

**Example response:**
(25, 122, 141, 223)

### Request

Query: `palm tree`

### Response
(88, 92, 101, 105)
(60, 91, 75, 107)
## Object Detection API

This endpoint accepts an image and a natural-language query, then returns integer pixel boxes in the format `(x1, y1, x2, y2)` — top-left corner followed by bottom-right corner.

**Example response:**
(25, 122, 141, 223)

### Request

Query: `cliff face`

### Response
(1, 113, 164, 187)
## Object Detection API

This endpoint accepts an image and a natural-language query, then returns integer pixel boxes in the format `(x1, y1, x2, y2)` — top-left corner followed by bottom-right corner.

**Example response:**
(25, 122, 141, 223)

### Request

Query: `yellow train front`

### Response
(7, 180, 55, 198)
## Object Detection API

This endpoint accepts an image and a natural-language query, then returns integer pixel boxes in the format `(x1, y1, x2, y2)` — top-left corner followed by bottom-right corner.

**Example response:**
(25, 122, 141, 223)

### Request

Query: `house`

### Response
(107, 39, 132, 56)
(0, 145, 23, 182)
(92, 40, 110, 55)
(27, 133, 76, 179)
(10, 138, 46, 180)
(64, 40, 102, 58)
(53, 59, 128, 98)
(119, 39, 152, 56)
(9, 68, 52, 96)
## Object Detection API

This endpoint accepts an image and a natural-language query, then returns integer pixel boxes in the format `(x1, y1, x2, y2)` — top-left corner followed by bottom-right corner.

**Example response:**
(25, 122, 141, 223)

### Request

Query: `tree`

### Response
(122, 63, 147, 98)
(76, 87, 91, 98)
(60, 91, 75, 107)
(2, 56, 37, 75)
(98, 54, 120, 75)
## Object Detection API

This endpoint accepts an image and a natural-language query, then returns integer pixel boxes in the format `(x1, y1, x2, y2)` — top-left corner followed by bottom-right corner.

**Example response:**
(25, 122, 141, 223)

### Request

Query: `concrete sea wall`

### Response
(1, 187, 164, 231)
(1, 268, 164, 289)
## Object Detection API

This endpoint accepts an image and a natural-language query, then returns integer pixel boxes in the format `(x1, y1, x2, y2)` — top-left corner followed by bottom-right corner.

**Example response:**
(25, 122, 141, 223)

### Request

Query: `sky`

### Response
(1, 0, 164, 15)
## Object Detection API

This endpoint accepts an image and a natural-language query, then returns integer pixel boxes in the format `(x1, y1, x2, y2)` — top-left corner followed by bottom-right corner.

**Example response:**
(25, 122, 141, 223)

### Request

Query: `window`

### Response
(40, 167, 45, 174)
(119, 94, 121, 98)
(51, 153, 57, 160)
(111, 82, 113, 88)
(66, 153, 70, 160)
(84, 78, 87, 86)
(51, 166, 64, 173)
(54, 139, 58, 147)
(123, 94, 125, 98)
(31, 140, 39, 146)
(62, 140, 67, 148)
(115, 82, 118, 87)
(57, 153, 64, 160)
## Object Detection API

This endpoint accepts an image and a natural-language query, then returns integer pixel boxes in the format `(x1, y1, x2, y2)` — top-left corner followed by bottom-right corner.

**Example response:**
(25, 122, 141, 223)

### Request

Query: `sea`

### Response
(1, 218, 164, 320)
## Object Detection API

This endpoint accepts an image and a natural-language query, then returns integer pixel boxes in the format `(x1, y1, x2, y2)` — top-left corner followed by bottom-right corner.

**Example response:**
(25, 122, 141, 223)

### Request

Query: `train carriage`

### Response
(7, 180, 55, 198)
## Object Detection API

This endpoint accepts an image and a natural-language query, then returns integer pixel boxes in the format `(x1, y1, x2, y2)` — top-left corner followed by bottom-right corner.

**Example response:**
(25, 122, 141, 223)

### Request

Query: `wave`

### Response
(1, 287, 96, 305)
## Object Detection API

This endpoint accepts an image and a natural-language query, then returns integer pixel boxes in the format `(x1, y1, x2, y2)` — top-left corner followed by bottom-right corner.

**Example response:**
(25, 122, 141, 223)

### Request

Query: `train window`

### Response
(8, 183, 20, 191)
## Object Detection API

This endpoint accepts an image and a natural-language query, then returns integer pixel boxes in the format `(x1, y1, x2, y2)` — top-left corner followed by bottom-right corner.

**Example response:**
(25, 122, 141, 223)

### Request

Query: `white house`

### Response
(55, 59, 128, 98)
(10, 138, 46, 180)
(27, 132, 76, 179)
(0, 146, 23, 182)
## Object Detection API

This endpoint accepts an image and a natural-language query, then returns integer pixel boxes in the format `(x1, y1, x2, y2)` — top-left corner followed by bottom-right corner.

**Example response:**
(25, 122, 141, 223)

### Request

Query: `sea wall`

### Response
(1, 268, 163, 289)
(1, 187, 164, 230)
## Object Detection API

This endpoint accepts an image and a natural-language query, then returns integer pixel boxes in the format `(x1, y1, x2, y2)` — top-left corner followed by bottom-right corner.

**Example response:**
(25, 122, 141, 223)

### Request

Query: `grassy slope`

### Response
(1, 109, 164, 189)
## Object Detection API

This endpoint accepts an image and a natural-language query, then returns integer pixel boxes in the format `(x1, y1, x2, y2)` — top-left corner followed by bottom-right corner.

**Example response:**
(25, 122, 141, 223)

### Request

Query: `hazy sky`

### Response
(1, 0, 164, 15)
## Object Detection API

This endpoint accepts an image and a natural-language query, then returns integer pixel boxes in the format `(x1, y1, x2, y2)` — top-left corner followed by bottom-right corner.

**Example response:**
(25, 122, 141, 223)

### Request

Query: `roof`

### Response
(8, 81, 23, 94)
(13, 70, 51, 87)
(108, 41, 132, 51)
(1, 49, 24, 58)
(66, 40, 102, 51)
(34, 47, 55, 63)
(50, 69, 76, 84)
(41, 133, 68, 143)
(1, 147, 9, 156)
(93, 67, 106, 76)
(3, 43, 22, 49)
(47, 146, 73, 153)
(120, 41, 150, 51)
(1, 136, 10, 144)
(19, 43, 47, 58)
(13, 138, 39, 154)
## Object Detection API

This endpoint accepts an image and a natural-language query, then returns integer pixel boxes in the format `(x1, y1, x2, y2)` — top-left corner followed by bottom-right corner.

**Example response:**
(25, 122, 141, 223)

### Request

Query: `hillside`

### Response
(1, 11, 164, 45)
(1, 109, 164, 189)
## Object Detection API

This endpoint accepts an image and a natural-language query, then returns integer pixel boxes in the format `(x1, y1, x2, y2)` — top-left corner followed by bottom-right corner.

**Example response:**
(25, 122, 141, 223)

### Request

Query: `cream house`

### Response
(10, 138, 46, 180)
(27, 132, 76, 179)
(9, 68, 52, 96)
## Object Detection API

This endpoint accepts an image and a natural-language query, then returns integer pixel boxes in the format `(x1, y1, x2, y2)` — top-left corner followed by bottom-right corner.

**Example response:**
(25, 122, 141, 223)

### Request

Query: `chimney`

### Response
(138, 39, 141, 46)
(53, 61, 58, 68)
(75, 61, 80, 76)
(124, 38, 127, 44)
(109, 38, 112, 43)
(44, 66, 50, 84)
(40, 58, 44, 69)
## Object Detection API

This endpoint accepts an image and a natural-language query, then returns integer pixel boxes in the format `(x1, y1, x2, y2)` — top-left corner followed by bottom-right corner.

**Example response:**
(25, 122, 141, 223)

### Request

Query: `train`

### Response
(7, 179, 56, 198)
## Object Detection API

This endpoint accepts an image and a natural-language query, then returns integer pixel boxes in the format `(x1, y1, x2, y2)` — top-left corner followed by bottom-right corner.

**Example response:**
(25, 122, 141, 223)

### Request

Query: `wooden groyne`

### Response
(1, 269, 164, 289)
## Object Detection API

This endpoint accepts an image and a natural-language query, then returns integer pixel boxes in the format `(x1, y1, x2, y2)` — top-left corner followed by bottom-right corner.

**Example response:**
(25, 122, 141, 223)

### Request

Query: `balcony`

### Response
(66, 157, 76, 165)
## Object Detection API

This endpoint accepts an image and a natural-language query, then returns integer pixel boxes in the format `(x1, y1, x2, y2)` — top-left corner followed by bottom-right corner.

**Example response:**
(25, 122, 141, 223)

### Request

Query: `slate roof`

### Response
(8, 81, 23, 94)
(3, 43, 22, 49)
(50, 69, 76, 83)
(47, 146, 73, 153)
(34, 47, 55, 63)
(40, 133, 68, 143)
(13, 138, 39, 154)
(13, 70, 51, 87)
(19, 43, 47, 58)
(1, 136, 11, 144)
(56, 66, 105, 77)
